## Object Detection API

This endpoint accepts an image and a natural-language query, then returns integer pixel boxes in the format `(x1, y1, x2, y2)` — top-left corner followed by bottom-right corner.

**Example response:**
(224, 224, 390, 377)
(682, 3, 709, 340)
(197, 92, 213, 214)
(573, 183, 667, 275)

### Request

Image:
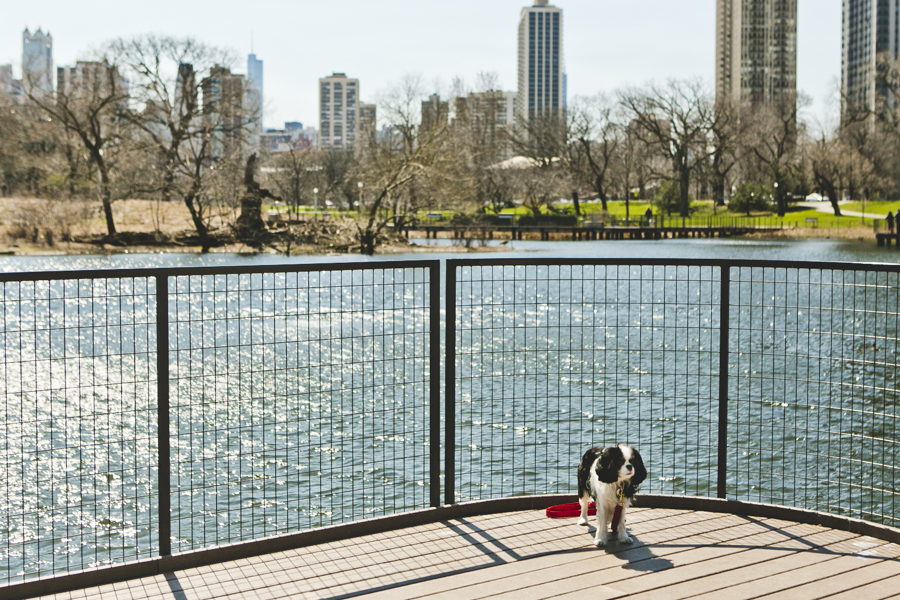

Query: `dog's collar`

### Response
(615, 482, 626, 506)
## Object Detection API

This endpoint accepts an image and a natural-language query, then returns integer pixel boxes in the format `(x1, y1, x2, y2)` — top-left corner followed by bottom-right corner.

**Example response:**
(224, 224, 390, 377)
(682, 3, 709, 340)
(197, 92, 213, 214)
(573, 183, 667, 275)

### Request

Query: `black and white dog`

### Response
(577, 444, 647, 546)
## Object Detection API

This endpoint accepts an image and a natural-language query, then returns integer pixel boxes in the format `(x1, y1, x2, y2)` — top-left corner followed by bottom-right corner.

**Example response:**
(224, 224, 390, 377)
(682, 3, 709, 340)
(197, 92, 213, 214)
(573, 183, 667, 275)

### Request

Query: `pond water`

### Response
(1, 236, 898, 272)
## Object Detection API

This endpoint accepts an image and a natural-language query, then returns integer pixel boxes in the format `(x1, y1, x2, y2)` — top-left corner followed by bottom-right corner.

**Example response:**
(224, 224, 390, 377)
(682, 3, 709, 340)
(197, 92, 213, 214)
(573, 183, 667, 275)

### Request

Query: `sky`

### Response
(2, 1, 842, 130)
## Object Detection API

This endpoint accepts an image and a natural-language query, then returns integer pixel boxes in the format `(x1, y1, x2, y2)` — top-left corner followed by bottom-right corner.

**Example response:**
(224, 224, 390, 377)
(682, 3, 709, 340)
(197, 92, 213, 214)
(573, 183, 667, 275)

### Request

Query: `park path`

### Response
(797, 201, 886, 220)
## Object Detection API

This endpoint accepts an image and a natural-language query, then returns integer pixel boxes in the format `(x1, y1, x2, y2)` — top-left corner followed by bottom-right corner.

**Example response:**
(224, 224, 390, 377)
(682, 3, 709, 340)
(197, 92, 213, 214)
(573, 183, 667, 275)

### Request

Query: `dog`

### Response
(577, 444, 647, 546)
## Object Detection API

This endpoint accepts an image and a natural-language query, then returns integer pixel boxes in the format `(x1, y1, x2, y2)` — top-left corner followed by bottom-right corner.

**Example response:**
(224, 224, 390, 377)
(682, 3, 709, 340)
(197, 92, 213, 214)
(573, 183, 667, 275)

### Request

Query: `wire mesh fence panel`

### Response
(0, 277, 158, 585)
(729, 266, 900, 528)
(452, 261, 722, 503)
(167, 266, 434, 553)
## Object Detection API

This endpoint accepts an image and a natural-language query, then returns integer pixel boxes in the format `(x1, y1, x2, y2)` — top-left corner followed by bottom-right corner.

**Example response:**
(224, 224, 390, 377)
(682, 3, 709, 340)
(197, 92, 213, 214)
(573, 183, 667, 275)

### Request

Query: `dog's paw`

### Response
(617, 533, 633, 544)
(594, 536, 608, 547)
(577, 516, 588, 526)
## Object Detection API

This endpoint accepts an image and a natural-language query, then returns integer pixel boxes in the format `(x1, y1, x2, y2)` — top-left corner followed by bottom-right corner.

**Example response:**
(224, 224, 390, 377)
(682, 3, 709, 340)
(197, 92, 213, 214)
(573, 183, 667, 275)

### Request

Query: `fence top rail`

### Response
(0, 259, 441, 284)
(446, 257, 900, 273)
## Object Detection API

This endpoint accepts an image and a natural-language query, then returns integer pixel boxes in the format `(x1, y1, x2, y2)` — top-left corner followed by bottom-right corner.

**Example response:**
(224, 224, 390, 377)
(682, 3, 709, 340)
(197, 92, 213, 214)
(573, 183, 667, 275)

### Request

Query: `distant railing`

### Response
(2, 258, 899, 596)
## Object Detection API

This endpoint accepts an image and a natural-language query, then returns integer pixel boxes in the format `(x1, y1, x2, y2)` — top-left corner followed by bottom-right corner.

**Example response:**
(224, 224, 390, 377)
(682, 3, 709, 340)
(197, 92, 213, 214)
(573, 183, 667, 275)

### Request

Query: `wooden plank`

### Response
(613, 532, 879, 600)
(686, 550, 893, 600)
(369, 516, 810, 600)
(757, 559, 900, 600)
(356, 513, 755, 600)
(478, 525, 859, 600)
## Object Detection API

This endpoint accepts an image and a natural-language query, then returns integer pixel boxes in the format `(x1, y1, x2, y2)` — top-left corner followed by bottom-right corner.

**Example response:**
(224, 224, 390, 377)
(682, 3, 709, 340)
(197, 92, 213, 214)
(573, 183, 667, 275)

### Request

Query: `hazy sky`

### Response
(2, 1, 842, 129)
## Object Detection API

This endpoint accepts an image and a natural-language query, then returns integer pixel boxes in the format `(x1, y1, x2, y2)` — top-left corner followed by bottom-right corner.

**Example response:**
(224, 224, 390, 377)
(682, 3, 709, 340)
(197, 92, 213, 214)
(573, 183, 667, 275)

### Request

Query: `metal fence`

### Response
(446, 259, 900, 530)
(1, 262, 440, 587)
(2, 257, 899, 593)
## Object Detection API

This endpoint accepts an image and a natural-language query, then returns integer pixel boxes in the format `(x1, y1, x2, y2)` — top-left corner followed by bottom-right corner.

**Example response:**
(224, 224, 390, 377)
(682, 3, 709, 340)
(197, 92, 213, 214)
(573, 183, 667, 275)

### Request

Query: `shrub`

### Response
(728, 182, 773, 216)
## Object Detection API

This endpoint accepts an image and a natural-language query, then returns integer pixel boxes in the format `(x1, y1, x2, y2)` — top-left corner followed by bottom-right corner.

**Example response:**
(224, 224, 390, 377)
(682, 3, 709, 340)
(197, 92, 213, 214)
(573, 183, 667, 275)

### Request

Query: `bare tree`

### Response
(619, 79, 713, 217)
(807, 132, 845, 216)
(709, 98, 744, 206)
(355, 74, 445, 254)
(567, 93, 620, 213)
(112, 35, 256, 246)
(744, 94, 806, 216)
(264, 147, 321, 213)
(509, 111, 567, 170)
(23, 55, 128, 235)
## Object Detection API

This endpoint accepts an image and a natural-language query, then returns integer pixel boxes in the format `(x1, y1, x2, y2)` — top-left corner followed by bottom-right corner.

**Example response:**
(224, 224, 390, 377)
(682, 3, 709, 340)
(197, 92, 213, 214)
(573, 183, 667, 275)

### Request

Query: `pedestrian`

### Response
(644, 207, 653, 227)
(888, 211, 895, 235)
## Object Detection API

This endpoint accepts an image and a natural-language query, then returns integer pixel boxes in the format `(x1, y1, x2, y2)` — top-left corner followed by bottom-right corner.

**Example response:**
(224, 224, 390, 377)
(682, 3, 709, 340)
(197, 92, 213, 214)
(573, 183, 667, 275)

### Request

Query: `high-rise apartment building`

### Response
(453, 90, 519, 159)
(842, 0, 900, 118)
(201, 65, 248, 157)
(715, 0, 797, 106)
(453, 91, 518, 127)
(22, 27, 53, 94)
(56, 60, 128, 107)
(319, 73, 360, 151)
(359, 103, 376, 144)
(421, 94, 450, 133)
(517, 0, 565, 121)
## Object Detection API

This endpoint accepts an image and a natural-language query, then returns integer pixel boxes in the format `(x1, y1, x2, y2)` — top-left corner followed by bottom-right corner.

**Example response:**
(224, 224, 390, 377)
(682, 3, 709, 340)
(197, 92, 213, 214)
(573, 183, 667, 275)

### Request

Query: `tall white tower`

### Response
(517, 0, 565, 121)
(22, 27, 53, 94)
(247, 53, 263, 126)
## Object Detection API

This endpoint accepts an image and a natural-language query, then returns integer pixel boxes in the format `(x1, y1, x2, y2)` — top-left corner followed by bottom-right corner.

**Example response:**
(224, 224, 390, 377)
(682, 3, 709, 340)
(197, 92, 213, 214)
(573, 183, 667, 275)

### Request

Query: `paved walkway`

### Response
(37, 508, 900, 599)
(797, 201, 886, 220)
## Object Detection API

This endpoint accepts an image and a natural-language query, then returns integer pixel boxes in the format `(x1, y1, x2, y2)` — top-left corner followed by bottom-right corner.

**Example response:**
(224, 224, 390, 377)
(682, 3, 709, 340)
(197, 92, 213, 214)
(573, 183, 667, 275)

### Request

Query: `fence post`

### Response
(429, 263, 442, 508)
(717, 265, 730, 499)
(156, 275, 171, 557)
(445, 261, 457, 506)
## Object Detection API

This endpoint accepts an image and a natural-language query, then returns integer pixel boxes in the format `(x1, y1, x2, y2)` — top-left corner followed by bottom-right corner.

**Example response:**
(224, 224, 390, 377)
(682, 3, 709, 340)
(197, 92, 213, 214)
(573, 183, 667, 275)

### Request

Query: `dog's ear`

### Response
(630, 448, 648, 488)
(595, 447, 621, 484)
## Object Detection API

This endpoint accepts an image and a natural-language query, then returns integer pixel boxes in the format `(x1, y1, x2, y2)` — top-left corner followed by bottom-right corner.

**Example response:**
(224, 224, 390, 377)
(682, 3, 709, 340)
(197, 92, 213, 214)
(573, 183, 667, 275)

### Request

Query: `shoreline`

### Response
(0, 226, 879, 258)
(0, 197, 882, 258)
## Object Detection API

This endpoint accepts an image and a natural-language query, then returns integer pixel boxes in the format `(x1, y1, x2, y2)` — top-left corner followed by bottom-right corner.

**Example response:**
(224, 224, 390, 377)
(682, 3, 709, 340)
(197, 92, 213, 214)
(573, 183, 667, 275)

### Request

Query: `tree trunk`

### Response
(97, 162, 116, 236)
(713, 175, 726, 207)
(183, 178, 210, 246)
(825, 185, 842, 217)
(571, 190, 582, 216)
(679, 170, 691, 218)
(595, 176, 608, 212)
(775, 184, 786, 217)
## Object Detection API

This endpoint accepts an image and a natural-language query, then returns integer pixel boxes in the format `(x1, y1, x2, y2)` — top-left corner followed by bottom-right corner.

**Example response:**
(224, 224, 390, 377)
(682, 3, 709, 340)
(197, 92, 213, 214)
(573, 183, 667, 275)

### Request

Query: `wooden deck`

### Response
(37, 507, 900, 600)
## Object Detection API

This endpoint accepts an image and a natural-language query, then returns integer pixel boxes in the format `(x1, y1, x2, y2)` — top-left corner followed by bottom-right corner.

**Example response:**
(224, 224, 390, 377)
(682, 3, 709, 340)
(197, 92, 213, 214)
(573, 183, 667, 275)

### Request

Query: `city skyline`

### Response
(2, 1, 841, 128)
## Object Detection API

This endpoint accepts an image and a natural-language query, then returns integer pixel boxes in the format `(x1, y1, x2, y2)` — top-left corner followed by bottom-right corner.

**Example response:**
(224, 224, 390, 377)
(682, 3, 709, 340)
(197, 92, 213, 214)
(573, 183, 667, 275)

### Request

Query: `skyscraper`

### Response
(247, 53, 263, 124)
(517, 0, 565, 121)
(715, 0, 797, 106)
(22, 27, 53, 94)
(842, 0, 900, 118)
(319, 73, 360, 151)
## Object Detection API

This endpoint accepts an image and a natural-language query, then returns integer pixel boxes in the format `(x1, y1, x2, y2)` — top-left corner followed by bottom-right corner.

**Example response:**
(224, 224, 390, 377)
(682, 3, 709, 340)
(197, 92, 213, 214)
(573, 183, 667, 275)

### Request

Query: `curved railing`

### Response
(1, 258, 898, 598)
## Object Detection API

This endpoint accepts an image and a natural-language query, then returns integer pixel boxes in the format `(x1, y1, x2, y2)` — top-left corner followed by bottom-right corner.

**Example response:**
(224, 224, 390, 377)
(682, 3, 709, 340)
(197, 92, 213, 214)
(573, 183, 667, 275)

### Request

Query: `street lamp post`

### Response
(357, 182, 363, 213)
(313, 188, 319, 220)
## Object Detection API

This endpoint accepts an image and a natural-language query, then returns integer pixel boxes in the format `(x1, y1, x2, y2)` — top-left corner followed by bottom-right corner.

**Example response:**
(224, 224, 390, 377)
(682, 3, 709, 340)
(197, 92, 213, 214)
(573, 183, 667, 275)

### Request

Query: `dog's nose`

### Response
(625, 465, 633, 472)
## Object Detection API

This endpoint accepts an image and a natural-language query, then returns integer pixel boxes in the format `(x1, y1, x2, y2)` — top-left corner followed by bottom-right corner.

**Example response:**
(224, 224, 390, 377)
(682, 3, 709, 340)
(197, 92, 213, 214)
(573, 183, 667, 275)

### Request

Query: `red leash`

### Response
(545, 501, 593, 518)
(547, 497, 624, 530)
(611, 505, 623, 531)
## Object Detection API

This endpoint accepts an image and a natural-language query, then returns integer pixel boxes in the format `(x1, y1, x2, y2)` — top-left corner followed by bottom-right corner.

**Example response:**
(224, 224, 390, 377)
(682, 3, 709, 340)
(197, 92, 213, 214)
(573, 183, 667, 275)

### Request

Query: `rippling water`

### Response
(1, 238, 898, 583)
